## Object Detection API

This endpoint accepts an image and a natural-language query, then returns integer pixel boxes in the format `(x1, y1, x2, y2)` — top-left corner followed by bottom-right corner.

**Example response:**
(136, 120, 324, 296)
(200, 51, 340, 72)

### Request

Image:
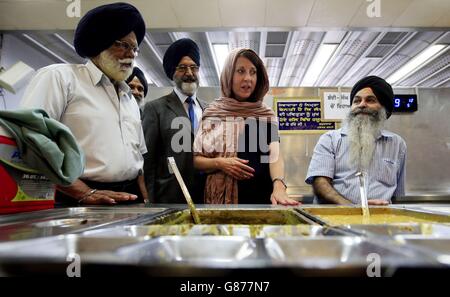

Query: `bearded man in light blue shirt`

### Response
(306, 76, 406, 205)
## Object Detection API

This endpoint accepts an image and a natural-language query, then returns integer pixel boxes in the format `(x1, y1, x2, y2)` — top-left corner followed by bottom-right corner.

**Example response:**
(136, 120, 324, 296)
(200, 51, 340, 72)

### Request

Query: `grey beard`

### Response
(345, 107, 387, 171)
(180, 82, 198, 96)
(174, 76, 199, 96)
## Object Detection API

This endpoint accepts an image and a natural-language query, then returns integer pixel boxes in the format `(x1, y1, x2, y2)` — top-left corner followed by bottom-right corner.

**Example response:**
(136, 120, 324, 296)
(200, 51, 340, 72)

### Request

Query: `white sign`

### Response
(323, 92, 351, 121)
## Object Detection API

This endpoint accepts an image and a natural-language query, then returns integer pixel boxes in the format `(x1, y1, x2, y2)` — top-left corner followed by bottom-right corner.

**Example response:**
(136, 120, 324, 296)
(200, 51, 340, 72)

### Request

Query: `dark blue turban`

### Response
(74, 2, 146, 58)
(350, 76, 394, 119)
(163, 38, 200, 80)
(126, 67, 148, 97)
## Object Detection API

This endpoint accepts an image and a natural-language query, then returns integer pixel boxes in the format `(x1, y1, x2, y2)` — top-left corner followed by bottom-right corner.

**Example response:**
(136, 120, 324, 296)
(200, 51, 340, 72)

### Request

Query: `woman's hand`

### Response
(270, 182, 300, 206)
(217, 157, 255, 180)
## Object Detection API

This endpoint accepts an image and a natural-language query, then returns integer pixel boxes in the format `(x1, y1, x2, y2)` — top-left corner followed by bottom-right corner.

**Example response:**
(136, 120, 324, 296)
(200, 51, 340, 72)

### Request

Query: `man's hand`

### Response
(217, 157, 255, 180)
(368, 199, 389, 206)
(57, 179, 138, 205)
(79, 190, 138, 205)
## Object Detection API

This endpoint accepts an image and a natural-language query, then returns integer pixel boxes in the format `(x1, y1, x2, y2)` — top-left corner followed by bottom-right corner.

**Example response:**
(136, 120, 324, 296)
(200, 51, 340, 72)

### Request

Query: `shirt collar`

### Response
(86, 60, 104, 86)
(340, 125, 393, 140)
(174, 86, 197, 105)
(86, 60, 131, 95)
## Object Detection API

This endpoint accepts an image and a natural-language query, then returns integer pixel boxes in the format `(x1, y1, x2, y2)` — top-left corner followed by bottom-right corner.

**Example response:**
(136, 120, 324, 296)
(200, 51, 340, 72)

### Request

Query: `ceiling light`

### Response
(302, 44, 338, 86)
(212, 44, 229, 75)
(387, 44, 447, 85)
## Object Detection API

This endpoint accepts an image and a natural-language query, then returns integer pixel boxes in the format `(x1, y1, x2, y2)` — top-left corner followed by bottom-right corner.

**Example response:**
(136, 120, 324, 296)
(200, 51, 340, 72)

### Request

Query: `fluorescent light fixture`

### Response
(53, 33, 75, 51)
(22, 34, 69, 64)
(387, 44, 447, 85)
(212, 44, 229, 75)
(302, 44, 338, 86)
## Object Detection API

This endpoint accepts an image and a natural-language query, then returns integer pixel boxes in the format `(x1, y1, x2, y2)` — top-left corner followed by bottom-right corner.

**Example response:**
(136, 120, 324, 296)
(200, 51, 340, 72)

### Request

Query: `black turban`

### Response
(126, 67, 148, 97)
(350, 75, 394, 119)
(74, 2, 146, 58)
(163, 38, 200, 80)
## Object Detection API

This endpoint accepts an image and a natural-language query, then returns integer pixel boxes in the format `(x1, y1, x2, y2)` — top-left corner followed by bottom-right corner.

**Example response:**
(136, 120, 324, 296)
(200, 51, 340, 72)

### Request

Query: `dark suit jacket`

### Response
(142, 91, 208, 203)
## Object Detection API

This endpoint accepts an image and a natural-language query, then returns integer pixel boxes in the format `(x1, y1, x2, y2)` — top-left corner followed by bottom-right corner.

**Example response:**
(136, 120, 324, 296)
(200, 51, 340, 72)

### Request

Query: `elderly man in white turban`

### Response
(21, 3, 148, 206)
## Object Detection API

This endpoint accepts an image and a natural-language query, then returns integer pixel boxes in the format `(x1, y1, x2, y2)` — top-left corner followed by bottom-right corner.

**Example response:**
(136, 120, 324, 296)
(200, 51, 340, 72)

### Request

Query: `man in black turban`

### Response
(350, 75, 394, 118)
(306, 75, 406, 206)
(141, 38, 208, 204)
(21, 3, 149, 206)
(74, 2, 145, 59)
(126, 67, 148, 105)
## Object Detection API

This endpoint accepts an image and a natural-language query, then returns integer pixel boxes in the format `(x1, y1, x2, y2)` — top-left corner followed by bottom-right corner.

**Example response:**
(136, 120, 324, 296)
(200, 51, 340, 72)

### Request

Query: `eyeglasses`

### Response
(114, 40, 140, 54)
(175, 65, 199, 73)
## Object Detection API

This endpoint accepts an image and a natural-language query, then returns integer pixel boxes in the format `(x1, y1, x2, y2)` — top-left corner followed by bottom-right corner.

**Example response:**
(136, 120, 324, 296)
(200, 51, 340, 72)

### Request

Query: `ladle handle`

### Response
(167, 157, 201, 224)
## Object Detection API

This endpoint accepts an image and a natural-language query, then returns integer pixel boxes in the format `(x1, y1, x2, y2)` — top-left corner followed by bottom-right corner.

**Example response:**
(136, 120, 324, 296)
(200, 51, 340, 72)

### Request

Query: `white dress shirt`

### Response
(174, 87, 202, 134)
(21, 60, 147, 182)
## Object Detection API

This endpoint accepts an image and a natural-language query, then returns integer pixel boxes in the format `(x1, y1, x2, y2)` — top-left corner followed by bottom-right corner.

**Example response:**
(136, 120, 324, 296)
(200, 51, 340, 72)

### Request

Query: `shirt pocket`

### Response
(122, 115, 142, 151)
(375, 158, 398, 187)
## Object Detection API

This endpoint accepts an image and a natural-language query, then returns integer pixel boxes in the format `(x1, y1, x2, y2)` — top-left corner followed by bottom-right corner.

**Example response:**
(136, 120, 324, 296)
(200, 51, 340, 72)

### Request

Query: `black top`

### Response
(237, 119, 279, 204)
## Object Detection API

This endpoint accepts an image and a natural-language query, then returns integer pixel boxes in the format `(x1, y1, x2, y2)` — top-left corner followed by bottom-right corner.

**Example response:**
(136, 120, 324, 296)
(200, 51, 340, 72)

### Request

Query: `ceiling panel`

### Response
(1, 1, 449, 89)
(317, 31, 379, 86)
(278, 31, 324, 86)
(265, 58, 285, 87)
(398, 48, 450, 86)
(0, 1, 77, 30)
(229, 32, 261, 52)
(171, 0, 221, 28)
(434, 3, 450, 27)
(265, 0, 315, 27)
(7, 28, 449, 88)
(393, 0, 450, 27)
(136, 0, 179, 29)
(420, 68, 450, 87)
(307, 0, 365, 27)
(1, 0, 449, 30)
(370, 31, 444, 79)
(218, 0, 266, 27)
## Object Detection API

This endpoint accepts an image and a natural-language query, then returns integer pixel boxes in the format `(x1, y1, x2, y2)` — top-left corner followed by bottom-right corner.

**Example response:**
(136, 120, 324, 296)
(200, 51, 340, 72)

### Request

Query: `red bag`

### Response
(0, 129, 55, 214)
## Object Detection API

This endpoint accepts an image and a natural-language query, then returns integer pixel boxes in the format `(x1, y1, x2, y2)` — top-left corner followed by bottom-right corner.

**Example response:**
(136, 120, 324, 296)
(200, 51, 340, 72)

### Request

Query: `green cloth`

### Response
(0, 108, 85, 185)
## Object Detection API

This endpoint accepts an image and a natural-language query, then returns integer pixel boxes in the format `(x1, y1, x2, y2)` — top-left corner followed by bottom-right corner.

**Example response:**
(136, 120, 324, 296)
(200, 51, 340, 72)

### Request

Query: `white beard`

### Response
(180, 82, 198, 96)
(96, 50, 134, 82)
(345, 107, 387, 171)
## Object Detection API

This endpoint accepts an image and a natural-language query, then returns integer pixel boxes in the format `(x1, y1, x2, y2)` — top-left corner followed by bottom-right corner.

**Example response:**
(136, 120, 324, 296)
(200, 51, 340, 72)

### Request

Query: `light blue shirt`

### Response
(305, 126, 406, 204)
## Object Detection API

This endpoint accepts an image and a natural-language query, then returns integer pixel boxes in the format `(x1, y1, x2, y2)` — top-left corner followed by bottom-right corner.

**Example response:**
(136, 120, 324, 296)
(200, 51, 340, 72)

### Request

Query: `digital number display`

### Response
(393, 94, 418, 112)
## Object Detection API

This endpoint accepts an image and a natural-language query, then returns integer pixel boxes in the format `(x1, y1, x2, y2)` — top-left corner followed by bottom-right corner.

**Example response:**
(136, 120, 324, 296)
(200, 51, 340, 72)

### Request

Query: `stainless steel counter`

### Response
(0, 204, 448, 276)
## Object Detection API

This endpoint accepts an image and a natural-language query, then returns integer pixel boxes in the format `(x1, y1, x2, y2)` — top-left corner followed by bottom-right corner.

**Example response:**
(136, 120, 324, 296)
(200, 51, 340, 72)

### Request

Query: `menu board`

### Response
(274, 98, 336, 134)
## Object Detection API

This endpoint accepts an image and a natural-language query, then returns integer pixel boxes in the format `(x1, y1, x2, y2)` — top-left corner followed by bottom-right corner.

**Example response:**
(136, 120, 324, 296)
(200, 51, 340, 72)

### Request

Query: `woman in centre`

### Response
(193, 48, 299, 206)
